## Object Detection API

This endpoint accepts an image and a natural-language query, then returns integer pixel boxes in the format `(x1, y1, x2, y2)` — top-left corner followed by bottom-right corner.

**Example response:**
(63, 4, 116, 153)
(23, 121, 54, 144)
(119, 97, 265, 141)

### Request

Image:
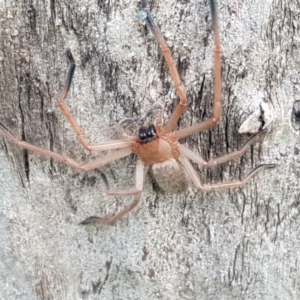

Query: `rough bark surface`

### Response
(0, 0, 299, 299)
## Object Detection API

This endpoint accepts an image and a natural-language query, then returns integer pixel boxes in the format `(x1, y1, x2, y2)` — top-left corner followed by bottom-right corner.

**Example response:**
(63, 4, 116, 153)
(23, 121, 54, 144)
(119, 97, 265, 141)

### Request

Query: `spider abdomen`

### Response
(152, 158, 189, 193)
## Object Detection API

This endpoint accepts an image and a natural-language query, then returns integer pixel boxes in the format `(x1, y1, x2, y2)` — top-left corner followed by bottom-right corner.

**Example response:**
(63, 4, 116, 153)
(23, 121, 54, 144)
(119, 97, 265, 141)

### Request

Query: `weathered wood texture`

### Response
(0, 0, 299, 299)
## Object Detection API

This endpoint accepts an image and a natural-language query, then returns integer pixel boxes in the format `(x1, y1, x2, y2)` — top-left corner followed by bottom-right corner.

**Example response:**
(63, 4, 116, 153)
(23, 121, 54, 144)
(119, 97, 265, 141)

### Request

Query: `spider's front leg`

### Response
(0, 122, 132, 171)
(138, 3, 187, 133)
(81, 159, 148, 225)
(174, 0, 222, 140)
(139, 0, 221, 138)
(58, 50, 133, 152)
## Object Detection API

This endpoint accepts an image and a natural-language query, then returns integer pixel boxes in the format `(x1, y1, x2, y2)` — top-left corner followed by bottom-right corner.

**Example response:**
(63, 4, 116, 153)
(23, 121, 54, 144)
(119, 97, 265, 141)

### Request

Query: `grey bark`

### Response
(0, 0, 299, 299)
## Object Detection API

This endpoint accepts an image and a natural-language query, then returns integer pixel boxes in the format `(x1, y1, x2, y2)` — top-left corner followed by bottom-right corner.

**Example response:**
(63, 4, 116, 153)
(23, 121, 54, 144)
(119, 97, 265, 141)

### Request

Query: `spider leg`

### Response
(81, 160, 147, 225)
(0, 122, 131, 171)
(119, 118, 139, 139)
(179, 155, 275, 191)
(152, 102, 163, 133)
(58, 50, 134, 151)
(139, 102, 163, 131)
(173, 0, 222, 140)
(179, 129, 267, 168)
(204, 129, 268, 167)
(138, 5, 187, 133)
(179, 144, 207, 167)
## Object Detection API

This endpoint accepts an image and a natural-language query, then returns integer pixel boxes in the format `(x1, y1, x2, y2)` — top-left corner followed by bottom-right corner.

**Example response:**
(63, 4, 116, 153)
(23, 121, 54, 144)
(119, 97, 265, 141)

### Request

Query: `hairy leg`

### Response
(0, 122, 131, 171)
(138, 3, 187, 133)
(81, 160, 147, 225)
(59, 50, 134, 151)
(173, 0, 222, 140)
(204, 130, 267, 167)
(179, 129, 267, 168)
(178, 154, 275, 191)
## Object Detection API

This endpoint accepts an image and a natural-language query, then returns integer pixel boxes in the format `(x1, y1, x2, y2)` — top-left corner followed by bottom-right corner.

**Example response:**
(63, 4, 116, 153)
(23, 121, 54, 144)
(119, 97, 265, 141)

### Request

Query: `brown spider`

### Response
(0, 0, 274, 225)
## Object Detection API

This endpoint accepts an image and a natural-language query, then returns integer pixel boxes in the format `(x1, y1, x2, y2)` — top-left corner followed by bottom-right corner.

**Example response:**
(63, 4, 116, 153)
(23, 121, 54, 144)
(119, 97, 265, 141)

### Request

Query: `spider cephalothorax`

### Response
(0, 0, 275, 225)
(138, 124, 157, 143)
(132, 127, 181, 166)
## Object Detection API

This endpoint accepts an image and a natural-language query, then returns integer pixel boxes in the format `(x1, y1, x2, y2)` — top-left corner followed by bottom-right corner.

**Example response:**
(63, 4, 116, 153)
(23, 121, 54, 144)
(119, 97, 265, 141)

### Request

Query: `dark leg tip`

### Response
(209, 0, 217, 19)
(0, 121, 9, 131)
(264, 163, 276, 169)
(141, 0, 148, 10)
(80, 216, 102, 225)
(66, 49, 75, 64)
(80, 216, 113, 225)
(255, 163, 276, 170)
(96, 169, 110, 190)
(259, 128, 268, 134)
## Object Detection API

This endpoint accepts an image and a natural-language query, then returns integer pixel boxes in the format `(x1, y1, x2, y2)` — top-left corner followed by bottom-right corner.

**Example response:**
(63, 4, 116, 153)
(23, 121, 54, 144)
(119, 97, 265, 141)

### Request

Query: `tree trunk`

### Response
(0, 0, 299, 299)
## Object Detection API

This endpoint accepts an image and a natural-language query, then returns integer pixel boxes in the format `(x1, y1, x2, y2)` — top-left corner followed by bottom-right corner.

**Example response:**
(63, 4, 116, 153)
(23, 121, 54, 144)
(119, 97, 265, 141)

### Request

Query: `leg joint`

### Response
(212, 117, 220, 125)
(78, 135, 92, 151)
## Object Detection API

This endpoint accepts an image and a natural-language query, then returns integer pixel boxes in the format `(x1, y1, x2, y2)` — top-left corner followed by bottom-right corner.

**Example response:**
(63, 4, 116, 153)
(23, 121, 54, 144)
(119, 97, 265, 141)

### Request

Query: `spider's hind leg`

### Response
(81, 160, 148, 225)
(206, 164, 276, 190)
(80, 193, 141, 225)
(179, 129, 269, 168)
(204, 129, 268, 168)
(179, 154, 275, 191)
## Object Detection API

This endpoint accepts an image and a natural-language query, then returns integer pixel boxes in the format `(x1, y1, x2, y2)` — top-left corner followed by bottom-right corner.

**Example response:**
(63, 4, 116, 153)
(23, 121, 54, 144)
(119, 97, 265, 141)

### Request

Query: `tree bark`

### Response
(0, 0, 299, 299)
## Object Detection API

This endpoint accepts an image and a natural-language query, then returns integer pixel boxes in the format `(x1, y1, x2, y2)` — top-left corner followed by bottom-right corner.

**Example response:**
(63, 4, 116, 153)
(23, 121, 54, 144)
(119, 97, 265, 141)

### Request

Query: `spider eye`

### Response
(138, 127, 147, 141)
(138, 125, 157, 143)
(146, 124, 156, 137)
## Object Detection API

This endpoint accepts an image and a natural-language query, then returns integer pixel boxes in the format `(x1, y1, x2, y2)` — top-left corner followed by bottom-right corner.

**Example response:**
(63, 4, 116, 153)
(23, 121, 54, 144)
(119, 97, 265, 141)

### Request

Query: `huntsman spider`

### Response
(0, 0, 275, 224)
